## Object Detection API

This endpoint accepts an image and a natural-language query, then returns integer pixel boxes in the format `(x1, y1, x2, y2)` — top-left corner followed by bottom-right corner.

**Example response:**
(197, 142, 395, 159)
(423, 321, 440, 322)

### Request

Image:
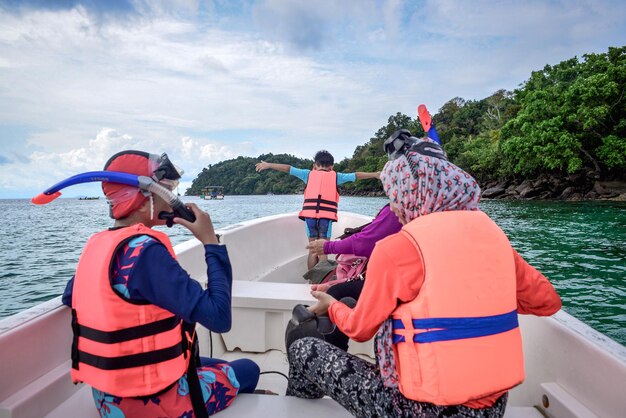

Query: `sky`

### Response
(0, 0, 624, 198)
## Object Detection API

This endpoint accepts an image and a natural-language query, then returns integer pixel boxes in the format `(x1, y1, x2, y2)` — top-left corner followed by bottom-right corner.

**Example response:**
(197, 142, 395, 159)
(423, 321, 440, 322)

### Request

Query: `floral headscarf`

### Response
(376, 137, 481, 389)
(380, 138, 481, 221)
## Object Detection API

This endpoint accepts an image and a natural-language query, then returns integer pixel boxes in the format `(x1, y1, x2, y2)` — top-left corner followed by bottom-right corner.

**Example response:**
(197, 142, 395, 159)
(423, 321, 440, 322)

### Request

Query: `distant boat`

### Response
(201, 186, 225, 200)
(77, 196, 99, 200)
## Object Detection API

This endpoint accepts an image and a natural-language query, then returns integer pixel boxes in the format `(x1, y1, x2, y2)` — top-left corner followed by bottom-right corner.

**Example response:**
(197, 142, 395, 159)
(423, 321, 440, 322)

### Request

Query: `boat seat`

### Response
(44, 384, 97, 418)
(224, 280, 374, 356)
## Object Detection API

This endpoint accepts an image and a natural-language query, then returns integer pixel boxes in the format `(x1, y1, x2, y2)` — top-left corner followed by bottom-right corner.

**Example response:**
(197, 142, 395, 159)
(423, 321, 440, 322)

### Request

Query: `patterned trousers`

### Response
(286, 337, 508, 418)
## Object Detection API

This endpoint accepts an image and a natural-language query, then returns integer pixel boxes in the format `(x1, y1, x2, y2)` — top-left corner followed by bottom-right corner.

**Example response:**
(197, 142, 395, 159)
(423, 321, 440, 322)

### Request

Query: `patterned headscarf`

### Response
(380, 138, 481, 221)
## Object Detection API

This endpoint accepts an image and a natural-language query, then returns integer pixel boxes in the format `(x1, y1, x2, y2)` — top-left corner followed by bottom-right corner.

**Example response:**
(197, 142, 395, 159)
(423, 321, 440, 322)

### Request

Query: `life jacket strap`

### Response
(76, 342, 185, 370)
(302, 205, 338, 213)
(75, 315, 180, 344)
(392, 309, 519, 344)
(71, 309, 80, 370)
(303, 195, 338, 214)
(303, 197, 338, 207)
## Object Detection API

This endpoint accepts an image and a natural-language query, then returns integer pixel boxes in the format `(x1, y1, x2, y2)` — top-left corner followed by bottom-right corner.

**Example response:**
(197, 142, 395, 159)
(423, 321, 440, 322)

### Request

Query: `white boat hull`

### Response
(1, 212, 624, 417)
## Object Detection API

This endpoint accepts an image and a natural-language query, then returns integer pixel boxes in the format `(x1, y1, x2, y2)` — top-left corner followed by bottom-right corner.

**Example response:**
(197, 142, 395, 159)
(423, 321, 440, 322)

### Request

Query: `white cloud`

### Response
(0, 127, 253, 198)
(0, 1, 625, 198)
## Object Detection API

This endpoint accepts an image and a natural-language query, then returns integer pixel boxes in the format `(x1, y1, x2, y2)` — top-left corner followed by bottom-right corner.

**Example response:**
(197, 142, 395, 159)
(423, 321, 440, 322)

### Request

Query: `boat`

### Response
(77, 196, 99, 200)
(201, 186, 225, 200)
(1, 211, 625, 417)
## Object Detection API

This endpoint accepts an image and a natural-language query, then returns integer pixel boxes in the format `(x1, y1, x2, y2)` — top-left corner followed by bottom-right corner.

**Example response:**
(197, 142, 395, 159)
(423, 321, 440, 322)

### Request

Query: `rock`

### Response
(584, 190, 598, 199)
(593, 181, 610, 195)
(519, 185, 543, 198)
(559, 187, 574, 199)
(506, 185, 519, 195)
(599, 181, 626, 194)
(481, 187, 506, 198)
(532, 178, 548, 189)
(496, 179, 510, 189)
(567, 172, 586, 186)
(515, 180, 533, 194)
(568, 193, 583, 201)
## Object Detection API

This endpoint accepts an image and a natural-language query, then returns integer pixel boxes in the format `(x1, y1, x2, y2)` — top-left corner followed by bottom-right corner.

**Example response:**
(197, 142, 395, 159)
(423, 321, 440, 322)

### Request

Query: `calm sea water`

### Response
(0, 196, 624, 346)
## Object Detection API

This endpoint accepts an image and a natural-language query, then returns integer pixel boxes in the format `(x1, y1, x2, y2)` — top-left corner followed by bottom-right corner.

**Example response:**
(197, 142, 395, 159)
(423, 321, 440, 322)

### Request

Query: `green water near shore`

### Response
(0, 196, 624, 346)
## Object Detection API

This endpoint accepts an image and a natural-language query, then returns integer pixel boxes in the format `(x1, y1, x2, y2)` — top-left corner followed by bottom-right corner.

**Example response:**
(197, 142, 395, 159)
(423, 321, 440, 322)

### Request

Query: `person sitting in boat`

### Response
(61, 150, 260, 418)
(255, 150, 381, 269)
(286, 134, 562, 417)
(305, 203, 402, 351)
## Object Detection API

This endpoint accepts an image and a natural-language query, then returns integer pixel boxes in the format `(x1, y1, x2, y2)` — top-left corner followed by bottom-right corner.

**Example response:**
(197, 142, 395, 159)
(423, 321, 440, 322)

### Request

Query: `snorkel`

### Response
(32, 171, 196, 227)
(383, 128, 448, 183)
(417, 104, 441, 145)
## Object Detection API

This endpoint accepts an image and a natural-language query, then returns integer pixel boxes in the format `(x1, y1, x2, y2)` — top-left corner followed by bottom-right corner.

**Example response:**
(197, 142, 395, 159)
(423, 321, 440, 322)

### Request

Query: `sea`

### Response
(0, 195, 624, 347)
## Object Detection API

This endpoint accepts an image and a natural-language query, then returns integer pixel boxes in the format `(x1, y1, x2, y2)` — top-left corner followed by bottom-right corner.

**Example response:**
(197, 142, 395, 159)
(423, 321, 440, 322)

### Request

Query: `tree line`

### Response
(187, 46, 625, 197)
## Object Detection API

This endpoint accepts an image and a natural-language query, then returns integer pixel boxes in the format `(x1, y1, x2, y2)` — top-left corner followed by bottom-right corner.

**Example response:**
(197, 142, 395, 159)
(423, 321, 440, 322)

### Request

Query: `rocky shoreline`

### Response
(345, 172, 626, 201)
(480, 173, 626, 201)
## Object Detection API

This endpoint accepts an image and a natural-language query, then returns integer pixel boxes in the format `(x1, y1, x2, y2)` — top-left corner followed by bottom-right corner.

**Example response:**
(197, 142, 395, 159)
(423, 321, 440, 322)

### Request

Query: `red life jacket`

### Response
(299, 170, 339, 221)
(391, 211, 525, 405)
(70, 224, 190, 397)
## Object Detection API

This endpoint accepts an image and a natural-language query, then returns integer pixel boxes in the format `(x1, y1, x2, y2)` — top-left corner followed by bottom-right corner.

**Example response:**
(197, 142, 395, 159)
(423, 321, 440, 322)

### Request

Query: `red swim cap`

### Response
(102, 151, 157, 219)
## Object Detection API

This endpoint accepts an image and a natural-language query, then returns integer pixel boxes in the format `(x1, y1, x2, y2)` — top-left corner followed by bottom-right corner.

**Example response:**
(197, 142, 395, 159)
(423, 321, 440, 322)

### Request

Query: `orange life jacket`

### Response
(299, 170, 339, 221)
(391, 210, 524, 405)
(70, 224, 191, 397)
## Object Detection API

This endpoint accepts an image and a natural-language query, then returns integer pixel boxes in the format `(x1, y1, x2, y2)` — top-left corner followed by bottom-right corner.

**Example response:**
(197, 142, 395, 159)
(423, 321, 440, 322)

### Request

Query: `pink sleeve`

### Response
(329, 233, 424, 342)
(514, 249, 562, 315)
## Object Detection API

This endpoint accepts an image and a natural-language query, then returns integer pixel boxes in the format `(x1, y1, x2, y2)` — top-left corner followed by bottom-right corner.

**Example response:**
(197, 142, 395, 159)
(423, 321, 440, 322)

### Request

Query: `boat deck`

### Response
(42, 348, 543, 418)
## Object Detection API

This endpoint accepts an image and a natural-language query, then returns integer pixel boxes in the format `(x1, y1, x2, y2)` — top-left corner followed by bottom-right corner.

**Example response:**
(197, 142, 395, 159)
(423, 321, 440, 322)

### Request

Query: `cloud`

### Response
(0, 127, 256, 197)
(1, 0, 625, 198)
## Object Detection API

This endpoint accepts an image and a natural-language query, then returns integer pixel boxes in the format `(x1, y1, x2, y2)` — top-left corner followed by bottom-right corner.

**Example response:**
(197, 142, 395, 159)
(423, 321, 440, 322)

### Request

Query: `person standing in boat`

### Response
(286, 134, 562, 417)
(61, 151, 260, 418)
(255, 150, 381, 269)
(301, 121, 438, 352)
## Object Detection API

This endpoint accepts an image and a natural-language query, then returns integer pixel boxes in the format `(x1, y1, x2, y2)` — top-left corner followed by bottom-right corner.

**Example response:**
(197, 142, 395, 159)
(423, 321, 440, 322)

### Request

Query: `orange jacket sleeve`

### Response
(513, 249, 562, 315)
(329, 233, 424, 342)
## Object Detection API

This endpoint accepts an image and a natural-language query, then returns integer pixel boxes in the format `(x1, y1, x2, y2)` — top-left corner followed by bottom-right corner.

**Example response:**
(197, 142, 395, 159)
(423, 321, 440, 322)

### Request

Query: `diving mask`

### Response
(383, 129, 447, 161)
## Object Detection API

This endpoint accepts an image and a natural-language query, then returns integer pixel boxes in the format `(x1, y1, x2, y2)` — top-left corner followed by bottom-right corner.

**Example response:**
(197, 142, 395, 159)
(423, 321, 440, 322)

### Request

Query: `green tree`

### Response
(501, 46, 626, 175)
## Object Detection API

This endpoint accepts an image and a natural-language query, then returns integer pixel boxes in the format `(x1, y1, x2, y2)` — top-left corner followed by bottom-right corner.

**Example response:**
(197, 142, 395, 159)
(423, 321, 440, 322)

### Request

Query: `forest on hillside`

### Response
(188, 46, 626, 199)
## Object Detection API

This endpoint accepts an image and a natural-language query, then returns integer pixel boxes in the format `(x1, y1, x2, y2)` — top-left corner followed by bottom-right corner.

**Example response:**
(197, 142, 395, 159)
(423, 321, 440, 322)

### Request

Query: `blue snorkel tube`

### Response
(32, 171, 196, 227)
(418, 104, 441, 145)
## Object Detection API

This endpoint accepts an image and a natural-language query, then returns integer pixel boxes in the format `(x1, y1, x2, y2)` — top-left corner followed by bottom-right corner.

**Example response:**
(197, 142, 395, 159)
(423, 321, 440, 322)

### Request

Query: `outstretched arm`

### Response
(255, 160, 291, 173)
(355, 171, 381, 180)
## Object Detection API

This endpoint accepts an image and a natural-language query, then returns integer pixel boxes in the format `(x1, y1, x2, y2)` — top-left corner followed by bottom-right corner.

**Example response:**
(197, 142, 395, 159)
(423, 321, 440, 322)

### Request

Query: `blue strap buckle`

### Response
(392, 309, 519, 344)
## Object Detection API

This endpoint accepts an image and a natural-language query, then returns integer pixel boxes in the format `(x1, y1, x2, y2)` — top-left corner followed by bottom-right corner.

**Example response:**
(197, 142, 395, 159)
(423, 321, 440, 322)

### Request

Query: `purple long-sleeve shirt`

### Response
(323, 204, 402, 257)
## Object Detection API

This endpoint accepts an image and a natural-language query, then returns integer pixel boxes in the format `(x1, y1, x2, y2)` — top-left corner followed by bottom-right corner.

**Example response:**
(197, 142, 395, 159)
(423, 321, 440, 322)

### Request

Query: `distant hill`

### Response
(187, 154, 314, 196)
(187, 47, 626, 200)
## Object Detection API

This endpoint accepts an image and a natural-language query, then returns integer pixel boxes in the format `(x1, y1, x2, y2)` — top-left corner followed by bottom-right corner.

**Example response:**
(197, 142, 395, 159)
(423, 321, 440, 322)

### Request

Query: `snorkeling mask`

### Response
(32, 152, 196, 227)
(383, 129, 447, 161)
(152, 153, 183, 189)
